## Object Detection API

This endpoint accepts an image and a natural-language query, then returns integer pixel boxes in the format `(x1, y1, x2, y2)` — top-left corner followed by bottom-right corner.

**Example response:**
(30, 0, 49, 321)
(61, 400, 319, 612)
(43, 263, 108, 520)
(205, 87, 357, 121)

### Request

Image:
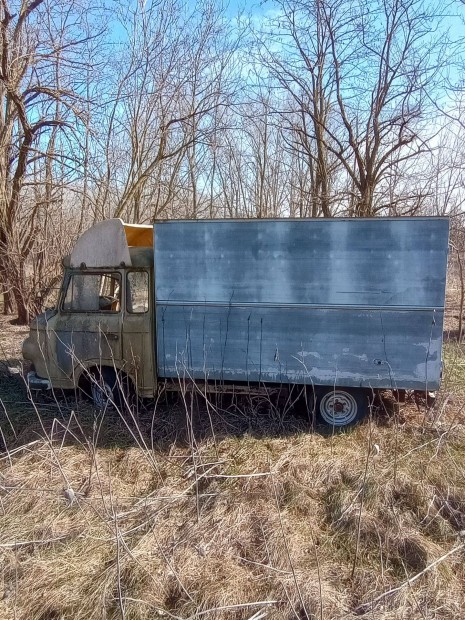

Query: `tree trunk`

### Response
(13, 287, 29, 325)
(2, 288, 13, 315)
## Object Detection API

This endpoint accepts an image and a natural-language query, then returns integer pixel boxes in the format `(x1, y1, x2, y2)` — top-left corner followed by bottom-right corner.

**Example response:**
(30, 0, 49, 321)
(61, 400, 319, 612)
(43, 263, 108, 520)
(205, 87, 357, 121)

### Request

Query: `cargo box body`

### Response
(154, 218, 449, 391)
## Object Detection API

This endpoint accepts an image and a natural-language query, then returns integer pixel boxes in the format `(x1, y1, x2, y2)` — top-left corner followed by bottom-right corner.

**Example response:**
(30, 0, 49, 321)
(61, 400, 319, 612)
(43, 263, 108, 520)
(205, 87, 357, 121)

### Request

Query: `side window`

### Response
(126, 271, 149, 313)
(63, 273, 121, 312)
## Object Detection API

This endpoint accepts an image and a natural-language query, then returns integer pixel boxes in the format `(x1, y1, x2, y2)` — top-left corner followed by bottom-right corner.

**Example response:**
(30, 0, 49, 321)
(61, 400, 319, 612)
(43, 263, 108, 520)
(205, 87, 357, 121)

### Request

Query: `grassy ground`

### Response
(0, 315, 465, 619)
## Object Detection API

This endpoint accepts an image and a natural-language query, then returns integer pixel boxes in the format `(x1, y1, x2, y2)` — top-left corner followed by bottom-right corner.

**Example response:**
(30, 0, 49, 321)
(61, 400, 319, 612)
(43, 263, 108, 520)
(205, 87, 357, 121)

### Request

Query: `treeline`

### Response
(0, 0, 464, 322)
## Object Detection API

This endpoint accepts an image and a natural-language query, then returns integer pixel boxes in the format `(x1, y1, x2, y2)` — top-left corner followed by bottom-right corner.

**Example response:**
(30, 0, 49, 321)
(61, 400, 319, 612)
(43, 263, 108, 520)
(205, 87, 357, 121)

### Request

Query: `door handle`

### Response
(105, 333, 119, 341)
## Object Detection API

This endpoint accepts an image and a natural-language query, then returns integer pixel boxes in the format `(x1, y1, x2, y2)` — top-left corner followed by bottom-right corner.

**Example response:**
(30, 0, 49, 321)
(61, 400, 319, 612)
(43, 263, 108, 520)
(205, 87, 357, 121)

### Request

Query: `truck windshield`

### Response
(62, 273, 121, 312)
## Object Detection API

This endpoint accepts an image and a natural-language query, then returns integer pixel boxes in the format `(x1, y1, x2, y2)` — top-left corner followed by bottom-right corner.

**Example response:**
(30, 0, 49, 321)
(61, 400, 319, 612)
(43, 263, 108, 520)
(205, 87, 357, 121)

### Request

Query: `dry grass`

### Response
(1, 315, 465, 619)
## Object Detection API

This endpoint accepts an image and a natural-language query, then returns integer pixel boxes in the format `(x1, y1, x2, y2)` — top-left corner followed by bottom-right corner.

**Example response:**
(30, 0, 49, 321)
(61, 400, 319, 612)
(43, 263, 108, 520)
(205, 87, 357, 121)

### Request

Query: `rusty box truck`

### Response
(22, 217, 449, 427)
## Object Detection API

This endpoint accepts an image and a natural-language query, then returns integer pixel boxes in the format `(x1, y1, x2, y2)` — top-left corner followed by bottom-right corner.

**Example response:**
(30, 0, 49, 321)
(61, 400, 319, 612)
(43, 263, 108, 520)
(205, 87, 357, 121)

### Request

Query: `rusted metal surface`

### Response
(154, 218, 449, 390)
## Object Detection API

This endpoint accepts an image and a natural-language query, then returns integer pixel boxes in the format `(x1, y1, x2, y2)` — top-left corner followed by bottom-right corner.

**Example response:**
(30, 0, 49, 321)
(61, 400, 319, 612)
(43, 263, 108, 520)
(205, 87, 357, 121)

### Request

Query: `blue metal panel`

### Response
(154, 219, 448, 308)
(154, 218, 449, 390)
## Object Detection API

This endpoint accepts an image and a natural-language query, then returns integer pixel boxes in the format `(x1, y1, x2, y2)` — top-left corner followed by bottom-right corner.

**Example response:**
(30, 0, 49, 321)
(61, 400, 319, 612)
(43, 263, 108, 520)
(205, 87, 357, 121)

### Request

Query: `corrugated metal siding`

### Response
(154, 218, 449, 390)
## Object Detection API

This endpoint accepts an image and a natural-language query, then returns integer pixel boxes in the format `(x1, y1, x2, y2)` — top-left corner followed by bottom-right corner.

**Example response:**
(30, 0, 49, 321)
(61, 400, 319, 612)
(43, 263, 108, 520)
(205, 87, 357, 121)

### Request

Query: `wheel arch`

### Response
(75, 360, 135, 396)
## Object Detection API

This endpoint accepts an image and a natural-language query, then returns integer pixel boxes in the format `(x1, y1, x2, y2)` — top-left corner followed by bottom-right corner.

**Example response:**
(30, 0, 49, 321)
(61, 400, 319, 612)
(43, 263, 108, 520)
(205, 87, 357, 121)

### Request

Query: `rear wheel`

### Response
(317, 387, 368, 427)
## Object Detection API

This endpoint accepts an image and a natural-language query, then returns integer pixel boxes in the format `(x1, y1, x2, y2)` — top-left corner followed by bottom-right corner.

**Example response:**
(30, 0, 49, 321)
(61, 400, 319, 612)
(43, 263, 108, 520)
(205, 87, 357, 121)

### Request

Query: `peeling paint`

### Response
(297, 351, 321, 359)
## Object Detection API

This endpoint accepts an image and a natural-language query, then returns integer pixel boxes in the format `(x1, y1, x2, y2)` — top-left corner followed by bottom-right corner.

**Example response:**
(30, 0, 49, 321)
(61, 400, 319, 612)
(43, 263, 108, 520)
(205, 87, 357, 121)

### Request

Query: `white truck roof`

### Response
(70, 219, 152, 268)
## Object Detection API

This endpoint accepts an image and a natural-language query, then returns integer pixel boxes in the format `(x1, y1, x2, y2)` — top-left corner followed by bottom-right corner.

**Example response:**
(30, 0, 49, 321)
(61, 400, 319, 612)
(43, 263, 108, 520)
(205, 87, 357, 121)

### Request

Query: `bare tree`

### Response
(97, 0, 240, 223)
(0, 0, 104, 322)
(259, 0, 448, 217)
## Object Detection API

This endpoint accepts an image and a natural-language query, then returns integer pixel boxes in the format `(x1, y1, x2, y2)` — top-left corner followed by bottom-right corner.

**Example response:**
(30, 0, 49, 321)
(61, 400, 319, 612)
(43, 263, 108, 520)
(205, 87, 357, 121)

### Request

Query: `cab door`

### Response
(54, 271, 122, 378)
(122, 270, 154, 396)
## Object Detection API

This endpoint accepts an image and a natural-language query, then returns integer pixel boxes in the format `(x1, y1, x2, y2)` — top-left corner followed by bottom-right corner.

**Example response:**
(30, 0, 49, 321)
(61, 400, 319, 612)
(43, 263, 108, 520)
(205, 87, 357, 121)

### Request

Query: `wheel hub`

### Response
(319, 390, 358, 426)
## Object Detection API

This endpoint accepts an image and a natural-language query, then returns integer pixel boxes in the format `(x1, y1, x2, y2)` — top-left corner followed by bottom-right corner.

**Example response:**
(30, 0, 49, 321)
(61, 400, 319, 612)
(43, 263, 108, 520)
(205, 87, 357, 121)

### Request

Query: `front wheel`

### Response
(90, 367, 118, 410)
(317, 387, 368, 427)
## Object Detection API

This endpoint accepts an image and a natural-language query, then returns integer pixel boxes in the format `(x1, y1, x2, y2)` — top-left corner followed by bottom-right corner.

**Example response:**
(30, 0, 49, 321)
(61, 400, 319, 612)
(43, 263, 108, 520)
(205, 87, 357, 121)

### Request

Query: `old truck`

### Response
(22, 217, 449, 427)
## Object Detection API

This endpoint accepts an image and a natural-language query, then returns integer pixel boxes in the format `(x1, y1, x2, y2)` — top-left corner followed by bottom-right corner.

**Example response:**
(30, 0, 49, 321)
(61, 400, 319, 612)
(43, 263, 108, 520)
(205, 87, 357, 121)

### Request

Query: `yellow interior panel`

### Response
(124, 224, 153, 247)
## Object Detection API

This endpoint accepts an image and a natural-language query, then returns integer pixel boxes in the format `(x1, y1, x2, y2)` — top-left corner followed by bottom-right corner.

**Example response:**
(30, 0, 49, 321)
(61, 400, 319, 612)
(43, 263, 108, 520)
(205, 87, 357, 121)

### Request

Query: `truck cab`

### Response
(22, 219, 156, 400)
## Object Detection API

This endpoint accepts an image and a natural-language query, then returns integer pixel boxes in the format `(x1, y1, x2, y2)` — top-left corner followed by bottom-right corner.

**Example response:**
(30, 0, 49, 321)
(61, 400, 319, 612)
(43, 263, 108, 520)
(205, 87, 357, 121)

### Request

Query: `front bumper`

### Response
(26, 371, 51, 391)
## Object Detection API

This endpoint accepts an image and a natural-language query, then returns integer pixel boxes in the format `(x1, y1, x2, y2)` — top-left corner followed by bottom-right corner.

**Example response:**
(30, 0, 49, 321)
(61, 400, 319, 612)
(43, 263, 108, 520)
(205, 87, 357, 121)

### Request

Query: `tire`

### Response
(90, 367, 119, 410)
(316, 387, 368, 428)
